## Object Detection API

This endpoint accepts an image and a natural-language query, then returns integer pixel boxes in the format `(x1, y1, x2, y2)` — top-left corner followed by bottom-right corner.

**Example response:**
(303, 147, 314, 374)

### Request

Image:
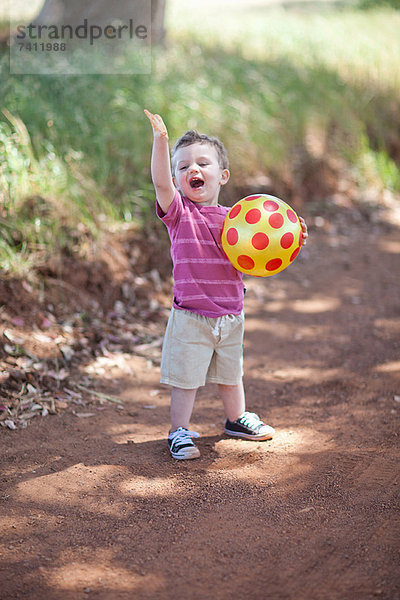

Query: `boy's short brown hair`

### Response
(171, 130, 229, 175)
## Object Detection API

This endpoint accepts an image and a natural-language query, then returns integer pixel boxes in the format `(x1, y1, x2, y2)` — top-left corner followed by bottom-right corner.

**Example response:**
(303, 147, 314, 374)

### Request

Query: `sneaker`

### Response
(168, 427, 200, 460)
(224, 411, 275, 441)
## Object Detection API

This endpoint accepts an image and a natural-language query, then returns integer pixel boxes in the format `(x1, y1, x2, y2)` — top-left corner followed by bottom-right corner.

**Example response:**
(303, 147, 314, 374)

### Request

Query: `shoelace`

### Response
(170, 428, 199, 446)
(238, 411, 263, 428)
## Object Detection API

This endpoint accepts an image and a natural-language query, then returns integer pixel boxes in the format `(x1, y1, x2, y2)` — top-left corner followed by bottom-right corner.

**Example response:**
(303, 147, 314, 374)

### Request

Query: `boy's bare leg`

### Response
(219, 381, 246, 422)
(170, 387, 198, 432)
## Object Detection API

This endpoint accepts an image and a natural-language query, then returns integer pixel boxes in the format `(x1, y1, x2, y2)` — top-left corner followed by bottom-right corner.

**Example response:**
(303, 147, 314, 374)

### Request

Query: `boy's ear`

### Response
(220, 169, 230, 186)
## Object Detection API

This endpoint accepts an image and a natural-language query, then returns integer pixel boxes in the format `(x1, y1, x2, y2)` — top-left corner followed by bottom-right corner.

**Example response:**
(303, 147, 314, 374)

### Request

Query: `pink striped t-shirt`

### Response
(157, 189, 244, 317)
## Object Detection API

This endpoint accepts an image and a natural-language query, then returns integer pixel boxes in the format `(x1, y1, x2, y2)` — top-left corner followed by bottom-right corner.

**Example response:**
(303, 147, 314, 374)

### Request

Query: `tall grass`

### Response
(1, 3, 399, 277)
(0, 104, 113, 277)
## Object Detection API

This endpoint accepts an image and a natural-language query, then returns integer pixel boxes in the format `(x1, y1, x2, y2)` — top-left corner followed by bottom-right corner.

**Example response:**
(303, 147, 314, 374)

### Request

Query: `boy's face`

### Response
(172, 142, 230, 206)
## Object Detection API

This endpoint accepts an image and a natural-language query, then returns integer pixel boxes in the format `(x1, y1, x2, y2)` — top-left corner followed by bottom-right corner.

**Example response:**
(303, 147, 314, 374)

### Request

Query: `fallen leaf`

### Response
(3, 329, 25, 344)
(41, 317, 53, 328)
(47, 399, 56, 414)
(19, 411, 40, 421)
(73, 411, 95, 418)
(11, 317, 25, 326)
(33, 333, 53, 343)
(59, 345, 75, 361)
(63, 388, 81, 398)
(135, 339, 163, 352)
(55, 400, 69, 410)
(46, 369, 69, 381)
(32, 361, 45, 371)
(0, 372, 10, 384)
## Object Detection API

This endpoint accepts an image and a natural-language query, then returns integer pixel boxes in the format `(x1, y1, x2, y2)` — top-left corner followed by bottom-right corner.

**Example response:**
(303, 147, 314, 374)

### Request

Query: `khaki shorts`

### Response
(160, 307, 244, 389)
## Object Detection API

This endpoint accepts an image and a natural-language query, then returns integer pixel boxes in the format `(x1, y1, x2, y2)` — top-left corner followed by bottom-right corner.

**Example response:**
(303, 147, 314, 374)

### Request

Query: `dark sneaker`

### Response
(168, 427, 200, 460)
(224, 411, 275, 440)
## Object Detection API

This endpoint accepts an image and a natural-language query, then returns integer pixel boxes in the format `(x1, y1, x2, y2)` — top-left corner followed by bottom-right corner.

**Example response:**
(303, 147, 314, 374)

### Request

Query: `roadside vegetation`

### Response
(1, 0, 399, 278)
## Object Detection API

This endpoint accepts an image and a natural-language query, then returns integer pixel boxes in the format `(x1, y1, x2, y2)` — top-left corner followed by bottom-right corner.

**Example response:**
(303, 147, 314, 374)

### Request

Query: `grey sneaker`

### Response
(168, 427, 200, 460)
(224, 411, 275, 440)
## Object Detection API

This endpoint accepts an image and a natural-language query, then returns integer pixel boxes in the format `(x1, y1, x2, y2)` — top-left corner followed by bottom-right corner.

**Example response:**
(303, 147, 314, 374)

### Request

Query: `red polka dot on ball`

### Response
(263, 200, 279, 212)
(266, 258, 283, 271)
(252, 232, 269, 250)
(290, 247, 300, 262)
(245, 194, 262, 201)
(245, 208, 261, 224)
(226, 227, 239, 246)
(280, 232, 294, 249)
(269, 213, 284, 229)
(229, 204, 241, 219)
(237, 255, 255, 270)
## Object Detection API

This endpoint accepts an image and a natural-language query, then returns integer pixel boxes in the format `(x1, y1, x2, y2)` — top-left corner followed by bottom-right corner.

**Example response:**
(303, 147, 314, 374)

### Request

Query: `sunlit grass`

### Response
(1, 1, 399, 278)
(167, 3, 400, 92)
(0, 108, 114, 277)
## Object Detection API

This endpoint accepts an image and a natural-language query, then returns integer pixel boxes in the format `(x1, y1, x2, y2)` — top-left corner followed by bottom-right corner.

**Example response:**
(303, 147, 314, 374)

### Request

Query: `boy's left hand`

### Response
(299, 217, 308, 246)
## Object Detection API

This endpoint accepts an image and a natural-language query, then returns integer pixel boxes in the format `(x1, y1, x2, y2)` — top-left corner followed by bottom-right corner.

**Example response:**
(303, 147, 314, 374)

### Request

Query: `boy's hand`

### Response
(299, 216, 308, 246)
(144, 109, 168, 139)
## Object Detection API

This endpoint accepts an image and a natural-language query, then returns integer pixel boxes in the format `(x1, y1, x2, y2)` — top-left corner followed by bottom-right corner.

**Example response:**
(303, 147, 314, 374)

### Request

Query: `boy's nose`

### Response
(188, 164, 199, 174)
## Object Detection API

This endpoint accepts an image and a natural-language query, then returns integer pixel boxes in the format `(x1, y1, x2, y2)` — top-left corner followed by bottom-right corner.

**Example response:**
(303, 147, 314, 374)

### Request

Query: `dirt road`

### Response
(1, 209, 400, 599)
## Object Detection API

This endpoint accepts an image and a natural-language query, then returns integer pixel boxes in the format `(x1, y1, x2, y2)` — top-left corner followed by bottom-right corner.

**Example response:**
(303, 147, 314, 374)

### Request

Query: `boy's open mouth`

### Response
(189, 177, 204, 189)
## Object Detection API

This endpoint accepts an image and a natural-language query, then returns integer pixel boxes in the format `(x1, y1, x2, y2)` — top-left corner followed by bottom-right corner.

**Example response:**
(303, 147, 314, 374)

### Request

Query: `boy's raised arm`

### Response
(144, 110, 175, 214)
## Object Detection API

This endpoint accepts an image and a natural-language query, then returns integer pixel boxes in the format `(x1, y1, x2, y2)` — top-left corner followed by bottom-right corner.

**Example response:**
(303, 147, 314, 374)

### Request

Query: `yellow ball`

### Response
(221, 194, 303, 277)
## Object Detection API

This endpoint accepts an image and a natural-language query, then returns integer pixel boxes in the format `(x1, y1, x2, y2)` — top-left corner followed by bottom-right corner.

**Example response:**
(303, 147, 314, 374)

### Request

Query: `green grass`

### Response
(1, 1, 399, 278)
(0, 106, 114, 277)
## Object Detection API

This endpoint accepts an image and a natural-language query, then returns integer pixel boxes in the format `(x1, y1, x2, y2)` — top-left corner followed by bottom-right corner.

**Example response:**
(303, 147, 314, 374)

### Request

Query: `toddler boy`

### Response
(144, 109, 307, 459)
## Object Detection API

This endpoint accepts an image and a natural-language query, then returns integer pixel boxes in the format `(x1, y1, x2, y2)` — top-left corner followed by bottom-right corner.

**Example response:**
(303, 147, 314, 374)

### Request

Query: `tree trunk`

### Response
(30, 0, 166, 44)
